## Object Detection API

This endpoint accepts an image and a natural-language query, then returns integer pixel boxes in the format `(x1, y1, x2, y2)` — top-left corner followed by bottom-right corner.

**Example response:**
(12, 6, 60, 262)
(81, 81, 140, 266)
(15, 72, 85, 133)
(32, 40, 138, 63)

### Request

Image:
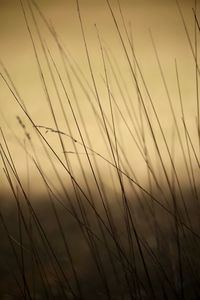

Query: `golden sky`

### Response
(0, 0, 198, 195)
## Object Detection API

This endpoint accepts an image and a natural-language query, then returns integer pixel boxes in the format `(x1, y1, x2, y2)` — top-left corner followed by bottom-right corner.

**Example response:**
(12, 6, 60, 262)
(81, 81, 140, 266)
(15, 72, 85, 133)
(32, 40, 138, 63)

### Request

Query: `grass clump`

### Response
(0, 0, 200, 299)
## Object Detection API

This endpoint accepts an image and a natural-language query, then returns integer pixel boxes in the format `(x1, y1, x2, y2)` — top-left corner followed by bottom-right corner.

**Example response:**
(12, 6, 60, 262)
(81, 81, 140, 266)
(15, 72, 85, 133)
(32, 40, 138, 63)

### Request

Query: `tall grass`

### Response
(0, 0, 200, 299)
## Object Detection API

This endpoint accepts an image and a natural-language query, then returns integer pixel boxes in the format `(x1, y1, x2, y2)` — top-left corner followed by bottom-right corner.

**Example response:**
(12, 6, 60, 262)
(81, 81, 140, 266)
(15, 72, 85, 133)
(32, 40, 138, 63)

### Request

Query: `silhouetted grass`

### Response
(0, 0, 200, 299)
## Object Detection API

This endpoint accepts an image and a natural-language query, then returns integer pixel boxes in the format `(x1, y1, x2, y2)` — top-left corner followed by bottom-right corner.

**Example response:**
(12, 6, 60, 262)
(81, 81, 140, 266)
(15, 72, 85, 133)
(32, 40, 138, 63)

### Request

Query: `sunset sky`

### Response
(0, 0, 198, 194)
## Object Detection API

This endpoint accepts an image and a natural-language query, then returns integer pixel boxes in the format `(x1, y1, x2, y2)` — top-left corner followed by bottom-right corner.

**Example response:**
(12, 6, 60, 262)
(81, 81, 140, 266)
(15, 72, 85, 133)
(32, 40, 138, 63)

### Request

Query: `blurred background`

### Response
(0, 0, 198, 196)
